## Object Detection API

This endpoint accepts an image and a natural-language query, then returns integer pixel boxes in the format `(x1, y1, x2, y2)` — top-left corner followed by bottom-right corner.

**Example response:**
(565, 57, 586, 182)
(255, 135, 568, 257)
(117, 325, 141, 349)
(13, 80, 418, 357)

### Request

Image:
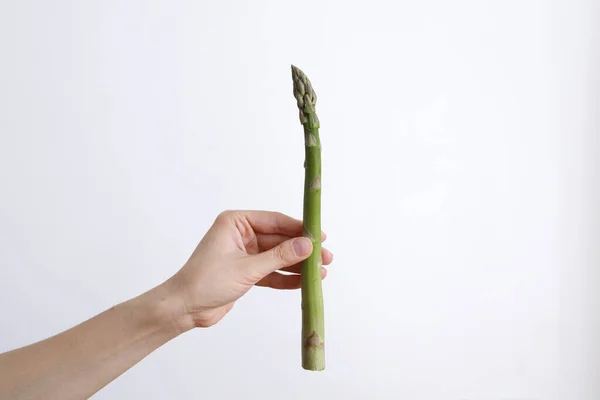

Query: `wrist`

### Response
(142, 278, 195, 336)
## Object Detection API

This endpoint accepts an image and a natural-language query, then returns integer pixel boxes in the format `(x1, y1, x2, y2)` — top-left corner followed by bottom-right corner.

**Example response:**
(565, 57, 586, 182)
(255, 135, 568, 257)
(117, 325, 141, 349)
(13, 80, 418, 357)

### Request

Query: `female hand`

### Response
(166, 210, 333, 329)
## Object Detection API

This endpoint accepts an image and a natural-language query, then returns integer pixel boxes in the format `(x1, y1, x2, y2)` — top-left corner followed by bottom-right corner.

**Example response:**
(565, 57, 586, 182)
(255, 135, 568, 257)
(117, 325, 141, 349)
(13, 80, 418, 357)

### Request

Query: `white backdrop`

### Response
(0, 1, 598, 399)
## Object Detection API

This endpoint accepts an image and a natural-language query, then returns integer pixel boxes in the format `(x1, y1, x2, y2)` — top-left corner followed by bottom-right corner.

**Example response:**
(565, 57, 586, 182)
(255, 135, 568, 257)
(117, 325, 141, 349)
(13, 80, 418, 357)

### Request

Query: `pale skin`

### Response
(0, 210, 333, 400)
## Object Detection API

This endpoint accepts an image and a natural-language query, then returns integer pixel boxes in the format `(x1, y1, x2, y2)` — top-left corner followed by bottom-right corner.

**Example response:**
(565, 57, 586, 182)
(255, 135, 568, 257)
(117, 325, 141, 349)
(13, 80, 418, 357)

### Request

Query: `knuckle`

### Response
(272, 245, 288, 266)
(272, 211, 285, 219)
(216, 209, 236, 222)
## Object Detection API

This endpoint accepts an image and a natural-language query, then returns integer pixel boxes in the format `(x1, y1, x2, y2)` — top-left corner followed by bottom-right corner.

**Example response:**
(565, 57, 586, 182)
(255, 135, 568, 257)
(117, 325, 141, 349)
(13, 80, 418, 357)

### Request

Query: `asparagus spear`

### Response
(291, 65, 325, 371)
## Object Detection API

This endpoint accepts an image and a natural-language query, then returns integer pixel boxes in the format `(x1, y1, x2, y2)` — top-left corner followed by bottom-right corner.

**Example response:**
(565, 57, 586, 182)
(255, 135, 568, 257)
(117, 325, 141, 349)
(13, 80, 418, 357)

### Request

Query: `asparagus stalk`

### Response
(291, 65, 325, 371)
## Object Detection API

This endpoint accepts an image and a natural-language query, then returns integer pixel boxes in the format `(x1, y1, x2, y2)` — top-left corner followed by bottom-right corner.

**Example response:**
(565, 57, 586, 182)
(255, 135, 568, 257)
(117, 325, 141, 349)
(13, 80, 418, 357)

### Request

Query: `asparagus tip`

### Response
(291, 64, 318, 126)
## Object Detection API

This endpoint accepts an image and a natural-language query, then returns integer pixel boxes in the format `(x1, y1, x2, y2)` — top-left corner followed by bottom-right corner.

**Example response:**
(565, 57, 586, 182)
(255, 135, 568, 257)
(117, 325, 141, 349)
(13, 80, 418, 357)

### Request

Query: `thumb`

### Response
(245, 237, 313, 278)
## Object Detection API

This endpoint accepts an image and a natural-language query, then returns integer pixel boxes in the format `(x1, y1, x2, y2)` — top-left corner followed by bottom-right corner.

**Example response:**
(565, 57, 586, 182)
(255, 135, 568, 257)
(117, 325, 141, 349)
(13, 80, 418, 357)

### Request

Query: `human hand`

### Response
(164, 210, 333, 329)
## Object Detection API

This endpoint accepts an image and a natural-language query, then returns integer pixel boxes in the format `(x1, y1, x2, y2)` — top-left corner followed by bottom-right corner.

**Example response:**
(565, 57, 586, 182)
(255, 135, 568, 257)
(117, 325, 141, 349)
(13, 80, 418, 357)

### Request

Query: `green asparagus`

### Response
(291, 65, 325, 371)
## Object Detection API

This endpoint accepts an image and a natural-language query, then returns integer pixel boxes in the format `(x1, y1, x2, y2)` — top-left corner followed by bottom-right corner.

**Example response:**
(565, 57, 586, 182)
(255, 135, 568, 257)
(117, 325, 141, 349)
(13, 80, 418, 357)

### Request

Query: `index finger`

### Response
(240, 210, 304, 236)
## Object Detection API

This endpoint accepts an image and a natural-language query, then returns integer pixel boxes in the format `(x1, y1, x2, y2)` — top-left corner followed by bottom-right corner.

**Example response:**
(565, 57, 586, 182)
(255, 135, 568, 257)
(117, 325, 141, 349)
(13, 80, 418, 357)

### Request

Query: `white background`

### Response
(0, 1, 598, 399)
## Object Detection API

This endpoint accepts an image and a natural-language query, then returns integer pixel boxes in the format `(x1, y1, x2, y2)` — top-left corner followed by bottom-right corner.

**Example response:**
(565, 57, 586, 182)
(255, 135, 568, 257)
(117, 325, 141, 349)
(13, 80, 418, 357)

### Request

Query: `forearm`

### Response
(0, 281, 192, 400)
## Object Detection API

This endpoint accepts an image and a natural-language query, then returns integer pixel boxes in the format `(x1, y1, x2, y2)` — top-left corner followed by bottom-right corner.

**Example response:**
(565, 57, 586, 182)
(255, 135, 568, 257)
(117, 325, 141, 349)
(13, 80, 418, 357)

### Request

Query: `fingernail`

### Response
(293, 238, 312, 256)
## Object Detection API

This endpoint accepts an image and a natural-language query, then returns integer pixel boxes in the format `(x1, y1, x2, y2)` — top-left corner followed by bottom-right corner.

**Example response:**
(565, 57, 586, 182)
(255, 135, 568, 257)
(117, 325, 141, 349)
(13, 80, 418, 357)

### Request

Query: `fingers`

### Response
(217, 210, 327, 239)
(234, 210, 327, 240)
(228, 210, 302, 236)
(256, 234, 293, 250)
(279, 248, 333, 274)
(256, 232, 327, 251)
(243, 237, 313, 278)
(256, 271, 302, 289)
(256, 268, 328, 290)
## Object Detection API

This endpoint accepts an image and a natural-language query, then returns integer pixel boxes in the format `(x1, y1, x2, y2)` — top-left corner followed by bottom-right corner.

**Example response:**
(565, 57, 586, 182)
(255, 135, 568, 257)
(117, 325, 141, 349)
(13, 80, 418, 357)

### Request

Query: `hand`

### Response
(166, 210, 333, 329)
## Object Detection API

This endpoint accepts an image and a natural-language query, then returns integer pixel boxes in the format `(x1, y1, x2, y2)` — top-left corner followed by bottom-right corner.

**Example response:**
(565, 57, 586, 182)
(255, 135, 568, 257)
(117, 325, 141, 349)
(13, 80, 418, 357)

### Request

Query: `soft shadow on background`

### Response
(559, 4, 600, 397)
(555, 1, 599, 397)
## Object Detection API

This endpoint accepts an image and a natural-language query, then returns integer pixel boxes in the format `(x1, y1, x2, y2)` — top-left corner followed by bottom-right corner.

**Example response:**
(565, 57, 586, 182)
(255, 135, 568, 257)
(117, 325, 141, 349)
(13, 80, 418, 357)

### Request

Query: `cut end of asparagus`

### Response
(302, 331, 325, 371)
(291, 64, 318, 127)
